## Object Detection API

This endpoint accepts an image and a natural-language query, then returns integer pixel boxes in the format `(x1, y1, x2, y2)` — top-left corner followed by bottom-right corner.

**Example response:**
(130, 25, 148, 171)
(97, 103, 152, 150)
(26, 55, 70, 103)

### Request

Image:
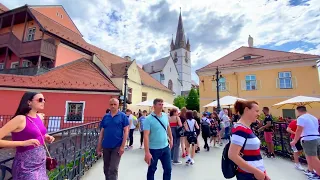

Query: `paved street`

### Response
(82, 132, 307, 180)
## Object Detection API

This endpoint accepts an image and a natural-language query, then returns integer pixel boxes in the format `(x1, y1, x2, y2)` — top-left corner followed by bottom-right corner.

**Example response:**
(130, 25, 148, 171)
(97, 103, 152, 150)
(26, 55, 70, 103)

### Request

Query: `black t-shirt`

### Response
(233, 114, 240, 123)
(194, 116, 200, 126)
(180, 116, 186, 124)
(263, 115, 273, 132)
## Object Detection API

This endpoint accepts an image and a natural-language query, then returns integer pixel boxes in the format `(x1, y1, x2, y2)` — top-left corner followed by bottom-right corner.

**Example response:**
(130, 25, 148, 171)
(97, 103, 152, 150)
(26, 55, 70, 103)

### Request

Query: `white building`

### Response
(143, 11, 192, 96)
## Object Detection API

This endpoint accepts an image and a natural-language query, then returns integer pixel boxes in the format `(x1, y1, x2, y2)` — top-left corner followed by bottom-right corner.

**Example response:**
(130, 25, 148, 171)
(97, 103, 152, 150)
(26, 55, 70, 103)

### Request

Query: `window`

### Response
(0, 63, 4, 69)
(142, 92, 147, 102)
(245, 75, 256, 90)
(244, 55, 251, 60)
(219, 78, 226, 91)
(282, 109, 296, 119)
(185, 52, 188, 63)
(128, 87, 132, 102)
(168, 80, 173, 91)
(160, 73, 165, 80)
(22, 60, 31, 67)
(26, 27, 36, 41)
(10, 62, 19, 69)
(65, 101, 85, 122)
(278, 72, 292, 89)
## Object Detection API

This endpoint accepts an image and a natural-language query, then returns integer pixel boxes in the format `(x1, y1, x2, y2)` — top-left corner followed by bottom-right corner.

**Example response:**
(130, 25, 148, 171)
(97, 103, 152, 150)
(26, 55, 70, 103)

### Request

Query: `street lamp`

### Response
(122, 64, 129, 112)
(212, 66, 222, 113)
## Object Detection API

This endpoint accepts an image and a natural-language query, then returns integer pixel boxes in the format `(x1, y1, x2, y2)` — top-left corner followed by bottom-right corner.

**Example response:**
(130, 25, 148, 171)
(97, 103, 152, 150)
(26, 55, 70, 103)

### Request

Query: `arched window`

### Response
(168, 80, 173, 91)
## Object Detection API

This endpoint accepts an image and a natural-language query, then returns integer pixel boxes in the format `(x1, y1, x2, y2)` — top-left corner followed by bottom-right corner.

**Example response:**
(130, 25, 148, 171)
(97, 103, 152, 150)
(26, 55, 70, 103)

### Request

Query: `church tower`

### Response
(170, 9, 191, 94)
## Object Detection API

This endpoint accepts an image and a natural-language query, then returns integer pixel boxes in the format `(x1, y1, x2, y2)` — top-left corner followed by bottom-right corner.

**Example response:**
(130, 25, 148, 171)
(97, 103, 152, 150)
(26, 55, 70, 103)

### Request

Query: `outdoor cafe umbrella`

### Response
(203, 95, 246, 108)
(136, 99, 179, 109)
(272, 96, 320, 109)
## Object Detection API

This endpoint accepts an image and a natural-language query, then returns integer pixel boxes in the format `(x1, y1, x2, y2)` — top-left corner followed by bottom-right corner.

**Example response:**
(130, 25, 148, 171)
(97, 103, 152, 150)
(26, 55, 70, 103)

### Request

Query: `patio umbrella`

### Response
(136, 100, 179, 109)
(203, 96, 246, 107)
(272, 96, 320, 109)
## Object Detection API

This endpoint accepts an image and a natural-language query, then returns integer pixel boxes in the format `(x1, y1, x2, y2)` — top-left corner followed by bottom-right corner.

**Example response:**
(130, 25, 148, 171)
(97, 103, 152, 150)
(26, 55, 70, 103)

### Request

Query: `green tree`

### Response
(173, 95, 186, 109)
(186, 88, 199, 111)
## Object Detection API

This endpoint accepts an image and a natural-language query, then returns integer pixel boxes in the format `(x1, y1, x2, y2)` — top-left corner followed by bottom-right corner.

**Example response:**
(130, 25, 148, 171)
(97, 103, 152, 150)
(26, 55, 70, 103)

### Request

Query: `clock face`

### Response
(174, 52, 178, 63)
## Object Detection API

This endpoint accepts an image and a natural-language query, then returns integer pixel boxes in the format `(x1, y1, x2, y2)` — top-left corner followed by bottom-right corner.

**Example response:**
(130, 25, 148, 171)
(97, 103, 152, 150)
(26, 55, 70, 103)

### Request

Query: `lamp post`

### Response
(122, 64, 129, 112)
(213, 66, 222, 113)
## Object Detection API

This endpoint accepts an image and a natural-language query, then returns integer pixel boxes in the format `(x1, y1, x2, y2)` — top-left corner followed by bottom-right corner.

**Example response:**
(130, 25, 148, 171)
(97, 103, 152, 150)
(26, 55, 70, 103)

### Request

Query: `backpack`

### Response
(221, 135, 247, 179)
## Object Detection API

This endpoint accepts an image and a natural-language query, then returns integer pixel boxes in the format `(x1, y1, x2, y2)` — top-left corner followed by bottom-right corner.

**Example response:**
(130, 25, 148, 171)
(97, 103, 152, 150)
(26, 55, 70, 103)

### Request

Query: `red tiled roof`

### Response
(0, 59, 119, 92)
(28, 6, 172, 92)
(197, 46, 320, 72)
(0, 3, 9, 13)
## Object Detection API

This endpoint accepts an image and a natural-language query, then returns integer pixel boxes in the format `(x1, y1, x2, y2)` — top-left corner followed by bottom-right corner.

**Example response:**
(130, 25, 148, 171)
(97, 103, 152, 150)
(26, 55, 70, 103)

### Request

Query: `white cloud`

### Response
(3, 0, 320, 84)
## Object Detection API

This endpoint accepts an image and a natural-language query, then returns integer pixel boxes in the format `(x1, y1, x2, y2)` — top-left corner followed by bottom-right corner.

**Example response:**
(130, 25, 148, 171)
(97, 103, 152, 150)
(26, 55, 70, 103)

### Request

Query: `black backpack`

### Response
(221, 135, 247, 179)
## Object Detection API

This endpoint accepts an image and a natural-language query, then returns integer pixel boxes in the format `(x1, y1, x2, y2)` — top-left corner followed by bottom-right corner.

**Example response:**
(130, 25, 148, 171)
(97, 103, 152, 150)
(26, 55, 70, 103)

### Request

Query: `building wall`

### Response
(55, 43, 91, 66)
(0, 89, 115, 128)
(0, 52, 20, 69)
(162, 58, 181, 96)
(199, 63, 320, 117)
(0, 20, 42, 41)
(170, 48, 191, 92)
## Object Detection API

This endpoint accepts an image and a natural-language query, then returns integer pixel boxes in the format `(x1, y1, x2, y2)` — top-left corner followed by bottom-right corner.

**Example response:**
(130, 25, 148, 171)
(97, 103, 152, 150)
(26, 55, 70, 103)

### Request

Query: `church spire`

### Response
(170, 34, 175, 51)
(174, 8, 186, 50)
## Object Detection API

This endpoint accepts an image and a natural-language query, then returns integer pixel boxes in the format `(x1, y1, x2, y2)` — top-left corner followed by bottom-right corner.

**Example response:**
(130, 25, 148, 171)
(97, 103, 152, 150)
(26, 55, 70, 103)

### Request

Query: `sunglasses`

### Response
(36, 98, 46, 103)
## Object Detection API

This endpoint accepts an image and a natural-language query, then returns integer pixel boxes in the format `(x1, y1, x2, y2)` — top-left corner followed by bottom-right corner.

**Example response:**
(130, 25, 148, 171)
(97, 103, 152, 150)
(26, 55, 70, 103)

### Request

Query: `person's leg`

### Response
(180, 137, 185, 157)
(129, 129, 134, 147)
(302, 139, 320, 176)
(140, 131, 144, 148)
(224, 126, 230, 139)
(103, 148, 112, 180)
(108, 147, 122, 180)
(147, 149, 161, 180)
(159, 146, 172, 180)
(191, 143, 196, 159)
(173, 134, 181, 163)
(185, 140, 191, 162)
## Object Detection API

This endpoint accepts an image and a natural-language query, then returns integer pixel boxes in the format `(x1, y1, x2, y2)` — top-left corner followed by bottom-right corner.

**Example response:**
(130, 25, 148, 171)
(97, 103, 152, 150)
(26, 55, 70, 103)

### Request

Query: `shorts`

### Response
(236, 172, 256, 180)
(264, 131, 273, 143)
(301, 138, 320, 156)
(291, 138, 303, 152)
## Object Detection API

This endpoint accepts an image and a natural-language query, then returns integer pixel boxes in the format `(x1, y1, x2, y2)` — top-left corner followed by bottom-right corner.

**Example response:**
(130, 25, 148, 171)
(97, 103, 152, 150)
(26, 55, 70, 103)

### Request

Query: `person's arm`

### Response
(195, 121, 200, 130)
(143, 117, 151, 154)
(0, 115, 38, 148)
(177, 117, 182, 127)
(286, 127, 295, 134)
(97, 128, 104, 155)
(121, 126, 129, 147)
(292, 126, 303, 143)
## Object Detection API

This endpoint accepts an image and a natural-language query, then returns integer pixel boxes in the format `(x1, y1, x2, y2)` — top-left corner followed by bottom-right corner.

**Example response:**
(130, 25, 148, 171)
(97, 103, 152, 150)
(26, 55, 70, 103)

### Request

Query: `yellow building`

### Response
(196, 45, 320, 118)
(110, 59, 174, 113)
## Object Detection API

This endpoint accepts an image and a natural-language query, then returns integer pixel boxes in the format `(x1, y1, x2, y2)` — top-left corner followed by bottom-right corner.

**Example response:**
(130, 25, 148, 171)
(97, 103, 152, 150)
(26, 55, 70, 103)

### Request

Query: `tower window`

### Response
(244, 56, 251, 60)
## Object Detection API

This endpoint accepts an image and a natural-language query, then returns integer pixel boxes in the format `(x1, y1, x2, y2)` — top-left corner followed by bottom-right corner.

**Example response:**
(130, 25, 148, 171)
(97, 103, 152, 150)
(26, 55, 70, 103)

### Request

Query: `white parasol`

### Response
(272, 96, 320, 109)
(203, 96, 246, 107)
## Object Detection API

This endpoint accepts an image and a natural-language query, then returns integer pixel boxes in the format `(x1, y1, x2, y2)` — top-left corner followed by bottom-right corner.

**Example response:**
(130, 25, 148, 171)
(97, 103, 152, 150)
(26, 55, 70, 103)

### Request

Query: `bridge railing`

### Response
(0, 118, 102, 180)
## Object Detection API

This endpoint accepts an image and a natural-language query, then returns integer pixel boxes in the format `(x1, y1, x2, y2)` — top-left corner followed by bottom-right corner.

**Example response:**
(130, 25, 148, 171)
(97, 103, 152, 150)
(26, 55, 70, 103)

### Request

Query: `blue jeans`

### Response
(224, 126, 230, 139)
(171, 127, 180, 162)
(147, 146, 172, 180)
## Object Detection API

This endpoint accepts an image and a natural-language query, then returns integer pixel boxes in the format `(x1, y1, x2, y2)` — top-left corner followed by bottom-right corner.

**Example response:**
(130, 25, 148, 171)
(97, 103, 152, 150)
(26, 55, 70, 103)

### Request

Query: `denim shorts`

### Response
(236, 173, 256, 180)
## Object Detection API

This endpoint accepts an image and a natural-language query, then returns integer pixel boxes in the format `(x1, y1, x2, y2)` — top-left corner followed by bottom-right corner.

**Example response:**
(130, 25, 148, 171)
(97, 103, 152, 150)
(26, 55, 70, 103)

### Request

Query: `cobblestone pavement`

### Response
(82, 131, 307, 180)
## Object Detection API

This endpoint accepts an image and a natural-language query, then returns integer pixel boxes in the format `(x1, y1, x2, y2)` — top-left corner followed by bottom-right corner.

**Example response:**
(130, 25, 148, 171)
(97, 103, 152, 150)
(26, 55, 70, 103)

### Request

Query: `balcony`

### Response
(0, 66, 49, 76)
(0, 32, 56, 60)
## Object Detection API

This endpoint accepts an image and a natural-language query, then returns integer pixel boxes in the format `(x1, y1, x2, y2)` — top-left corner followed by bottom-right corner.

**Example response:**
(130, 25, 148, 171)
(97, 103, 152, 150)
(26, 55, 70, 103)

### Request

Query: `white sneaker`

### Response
(190, 159, 195, 165)
(295, 163, 304, 171)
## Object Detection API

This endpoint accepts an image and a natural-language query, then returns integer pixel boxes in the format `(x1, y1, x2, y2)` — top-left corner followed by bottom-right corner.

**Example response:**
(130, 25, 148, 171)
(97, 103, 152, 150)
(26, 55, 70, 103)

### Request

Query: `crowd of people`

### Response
(0, 92, 320, 180)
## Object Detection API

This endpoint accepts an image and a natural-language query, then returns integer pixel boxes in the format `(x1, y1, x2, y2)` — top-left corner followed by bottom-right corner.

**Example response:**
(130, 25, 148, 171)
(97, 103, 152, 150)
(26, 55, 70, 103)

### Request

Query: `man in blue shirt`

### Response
(97, 98, 129, 180)
(143, 98, 173, 180)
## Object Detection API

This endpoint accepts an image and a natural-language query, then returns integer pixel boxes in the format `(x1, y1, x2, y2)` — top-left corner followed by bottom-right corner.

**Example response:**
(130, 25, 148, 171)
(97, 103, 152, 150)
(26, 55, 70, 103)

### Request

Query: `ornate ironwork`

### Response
(0, 121, 101, 180)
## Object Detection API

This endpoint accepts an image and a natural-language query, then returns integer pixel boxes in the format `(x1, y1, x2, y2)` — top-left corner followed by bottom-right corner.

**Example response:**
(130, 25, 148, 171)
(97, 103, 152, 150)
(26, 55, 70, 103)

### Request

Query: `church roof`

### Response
(174, 11, 186, 50)
(142, 56, 170, 74)
(196, 46, 320, 72)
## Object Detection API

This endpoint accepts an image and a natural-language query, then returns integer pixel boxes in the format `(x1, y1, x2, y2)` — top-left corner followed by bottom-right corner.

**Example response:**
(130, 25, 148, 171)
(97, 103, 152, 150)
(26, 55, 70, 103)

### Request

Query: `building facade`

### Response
(143, 11, 192, 96)
(196, 38, 320, 118)
(0, 4, 174, 125)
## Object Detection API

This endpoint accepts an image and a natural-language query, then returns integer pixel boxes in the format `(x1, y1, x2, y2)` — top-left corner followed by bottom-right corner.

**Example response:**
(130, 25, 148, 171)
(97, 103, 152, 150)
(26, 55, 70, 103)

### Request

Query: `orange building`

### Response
(0, 4, 172, 129)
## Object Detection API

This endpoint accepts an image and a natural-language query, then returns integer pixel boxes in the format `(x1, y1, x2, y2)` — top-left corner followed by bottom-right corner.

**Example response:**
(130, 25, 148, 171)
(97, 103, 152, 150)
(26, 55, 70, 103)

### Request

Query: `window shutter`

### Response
(276, 78, 279, 88)
(241, 80, 246, 90)
(256, 80, 262, 90)
(293, 76, 298, 88)
(226, 81, 230, 91)
(212, 81, 217, 91)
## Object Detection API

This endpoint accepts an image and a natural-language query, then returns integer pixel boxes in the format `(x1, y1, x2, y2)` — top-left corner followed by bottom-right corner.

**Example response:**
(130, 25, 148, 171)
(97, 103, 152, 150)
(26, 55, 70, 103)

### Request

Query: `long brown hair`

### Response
(180, 107, 187, 118)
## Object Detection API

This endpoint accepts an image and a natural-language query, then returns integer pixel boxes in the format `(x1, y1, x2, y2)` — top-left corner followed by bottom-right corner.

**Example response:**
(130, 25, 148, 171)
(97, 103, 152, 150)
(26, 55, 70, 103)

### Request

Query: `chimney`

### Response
(248, 35, 253, 47)
(124, 56, 131, 61)
(151, 65, 154, 72)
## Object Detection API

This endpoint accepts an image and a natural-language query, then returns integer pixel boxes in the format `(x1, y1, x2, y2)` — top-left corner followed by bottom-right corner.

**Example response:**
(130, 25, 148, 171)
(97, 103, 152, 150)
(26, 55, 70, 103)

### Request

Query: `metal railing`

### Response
(0, 120, 102, 180)
(0, 115, 102, 132)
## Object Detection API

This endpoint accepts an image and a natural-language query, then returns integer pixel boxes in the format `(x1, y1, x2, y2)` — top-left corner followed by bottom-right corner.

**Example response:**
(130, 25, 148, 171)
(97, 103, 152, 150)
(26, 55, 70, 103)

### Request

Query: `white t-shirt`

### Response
(297, 113, 320, 141)
(128, 114, 136, 129)
(222, 114, 231, 127)
(186, 119, 196, 132)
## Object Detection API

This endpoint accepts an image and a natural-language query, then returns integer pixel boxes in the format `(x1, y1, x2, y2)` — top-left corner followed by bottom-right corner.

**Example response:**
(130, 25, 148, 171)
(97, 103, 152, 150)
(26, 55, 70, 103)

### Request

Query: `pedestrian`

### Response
(193, 110, 201, 153)
(179, 107, 187, 157)
(126, 109, 136, 149)
(228, 100, 269, 180)
(290, 106, 320, 179)
(258, 107, 275, 158)
(184, 110, 199, 165)
(201, 112, 211, 151)
(0, 92, 55, 180)
(143, 98, 173, 180)
(169, 108, 183, 165)
(97, 98, 129, 180)
(139, 110, 147, 149)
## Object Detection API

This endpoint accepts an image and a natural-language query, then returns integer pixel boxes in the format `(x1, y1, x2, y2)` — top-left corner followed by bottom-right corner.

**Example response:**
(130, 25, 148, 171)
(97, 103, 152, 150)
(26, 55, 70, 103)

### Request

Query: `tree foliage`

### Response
(173, 95, 186, 109)
(186, 88, 199, 111)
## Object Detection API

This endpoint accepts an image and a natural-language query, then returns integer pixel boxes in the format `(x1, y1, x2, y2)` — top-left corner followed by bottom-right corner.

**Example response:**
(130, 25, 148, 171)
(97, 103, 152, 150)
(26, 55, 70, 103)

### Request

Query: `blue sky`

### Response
(4, 0, 320, 83)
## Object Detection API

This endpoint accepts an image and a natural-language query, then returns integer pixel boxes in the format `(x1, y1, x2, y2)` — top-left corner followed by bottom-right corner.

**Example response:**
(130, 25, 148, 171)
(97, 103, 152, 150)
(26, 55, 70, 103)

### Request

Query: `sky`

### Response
(3, 0, 320, 83)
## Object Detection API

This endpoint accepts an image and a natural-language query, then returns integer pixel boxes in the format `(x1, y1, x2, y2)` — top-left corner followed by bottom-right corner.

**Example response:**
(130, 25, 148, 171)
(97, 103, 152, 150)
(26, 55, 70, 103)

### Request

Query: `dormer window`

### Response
(244, 55, 251, 60)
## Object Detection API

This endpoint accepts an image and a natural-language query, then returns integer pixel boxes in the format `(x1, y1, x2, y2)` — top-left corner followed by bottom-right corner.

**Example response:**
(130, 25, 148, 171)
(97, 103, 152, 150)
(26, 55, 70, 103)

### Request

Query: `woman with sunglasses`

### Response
(0, 91, 54, 179)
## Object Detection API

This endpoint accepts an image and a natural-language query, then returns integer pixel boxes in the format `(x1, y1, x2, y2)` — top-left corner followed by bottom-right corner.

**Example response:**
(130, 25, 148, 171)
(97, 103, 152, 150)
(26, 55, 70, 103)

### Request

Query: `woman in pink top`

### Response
(0, 92, 55, 179)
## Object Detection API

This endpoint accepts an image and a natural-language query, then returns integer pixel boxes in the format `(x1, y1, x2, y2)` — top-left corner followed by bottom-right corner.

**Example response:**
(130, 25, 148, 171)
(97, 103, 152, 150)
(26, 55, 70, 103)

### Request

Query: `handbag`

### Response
(28, 118, 57, 171)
